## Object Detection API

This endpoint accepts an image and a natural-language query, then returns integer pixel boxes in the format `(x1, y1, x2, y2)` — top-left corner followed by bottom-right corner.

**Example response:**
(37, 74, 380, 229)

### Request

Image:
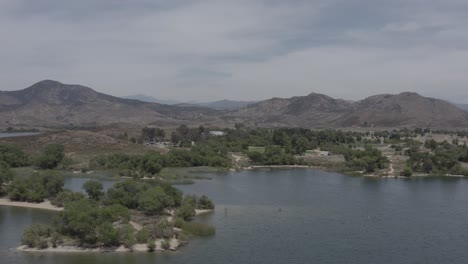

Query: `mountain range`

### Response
(1, 80, 468, 129)
(124, 94, 256, 110)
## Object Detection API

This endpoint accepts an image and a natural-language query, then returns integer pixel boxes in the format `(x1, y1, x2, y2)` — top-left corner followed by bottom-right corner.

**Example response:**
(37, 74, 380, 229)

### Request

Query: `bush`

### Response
(135, 228, 150, 244)
(147, 239, 156, 252)
(173, 218, 185, 228)
(8, 171, 64, 203)
(96, 223, 120, 247)
(161, 239, 170, 250)
(119, 224, 136, 248)
(35, 144, 65, 170)
(153, 219, 174, 239)
(21, 224, 52, 248)
(197, 195, 215, 210)
(177, 202, 195, 221)
(0, 161, 14, 195)
(0, 143, 30, 167)
(51, 190, 85, 207)
(83, 180, 104, 201)
(138, 187, 173, 216)
(181, 222, 215, 237)
(56, 199, 129, 246)
(401, 167, 413, 177)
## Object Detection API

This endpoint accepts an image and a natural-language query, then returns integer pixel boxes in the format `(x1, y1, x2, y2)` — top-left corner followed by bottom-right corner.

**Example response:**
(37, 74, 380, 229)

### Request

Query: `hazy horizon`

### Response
(1, 1, 467, 102)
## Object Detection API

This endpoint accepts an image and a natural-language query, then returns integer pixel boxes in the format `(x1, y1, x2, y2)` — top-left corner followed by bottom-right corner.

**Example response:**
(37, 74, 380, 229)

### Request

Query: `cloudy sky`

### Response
(1, 0, 467, 102)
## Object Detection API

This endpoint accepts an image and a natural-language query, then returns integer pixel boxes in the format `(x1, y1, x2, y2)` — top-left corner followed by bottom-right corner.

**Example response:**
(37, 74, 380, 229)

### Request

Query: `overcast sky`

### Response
(1, 0, 467, 102)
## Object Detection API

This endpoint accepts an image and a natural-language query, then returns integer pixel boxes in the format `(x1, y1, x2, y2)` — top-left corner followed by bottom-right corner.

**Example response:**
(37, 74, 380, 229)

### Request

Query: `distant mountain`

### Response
(0, 80, 218, 127)
(200, 100, 257, 110)
(124, 95, 254, 110)
(1, 80, 467, 129)
(336, 92, 468, 128)
(226, 92, 468, 128)
(225, 93, 352, 127)
(123, 94, 180, 105)
(178, 100, 257, 110)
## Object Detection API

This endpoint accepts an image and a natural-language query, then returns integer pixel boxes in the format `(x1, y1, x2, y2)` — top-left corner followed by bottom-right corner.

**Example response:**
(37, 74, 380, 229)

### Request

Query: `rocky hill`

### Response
(1, 80, 467, 129)
(224, 93, 352, 127)
(226, 92, 468, 128)
(0, 80, 218, 127)
(337, 92, 468, 128)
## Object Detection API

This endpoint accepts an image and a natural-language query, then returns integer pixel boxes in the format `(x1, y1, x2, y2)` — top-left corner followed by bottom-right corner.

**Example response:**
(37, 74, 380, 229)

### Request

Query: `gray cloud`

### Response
(0, 0, 467, 102)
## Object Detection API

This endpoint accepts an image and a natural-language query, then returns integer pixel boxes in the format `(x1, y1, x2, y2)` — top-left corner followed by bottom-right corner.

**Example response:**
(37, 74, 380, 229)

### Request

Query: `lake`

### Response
(0, 132, 42, 138)
(2, 169, 468, 264)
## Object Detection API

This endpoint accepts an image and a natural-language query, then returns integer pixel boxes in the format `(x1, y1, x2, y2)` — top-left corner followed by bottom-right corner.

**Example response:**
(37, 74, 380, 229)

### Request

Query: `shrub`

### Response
(147, 239, 156, 252)
(176, 202, 195, 221)
(161, 239, 170, 250)
(96, 223, 120, 247)
(21, 224, 52, 248)
(8, 171, 64, 203)
(401, 167, 413, 177)
(197, 195, 215, 210)
(135, 228, 150, 244)
(51, 190, 85, 207)
(173, 218, 185, 228)
(83, 180, 104, 201)
(0, 161, 14, 195)
(35, 144, 65, 169)
(181, 222, 215, 237)
(138, 187, 173, 215)
(119, 224, 136, 248)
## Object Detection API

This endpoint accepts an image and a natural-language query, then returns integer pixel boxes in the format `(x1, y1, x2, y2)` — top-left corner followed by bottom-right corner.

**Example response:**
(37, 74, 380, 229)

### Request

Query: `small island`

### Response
(8, 175, 215, 252)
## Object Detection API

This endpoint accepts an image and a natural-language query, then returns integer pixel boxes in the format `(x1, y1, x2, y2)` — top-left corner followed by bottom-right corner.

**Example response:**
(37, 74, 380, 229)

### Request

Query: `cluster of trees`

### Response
(0, 144, 30, 194)
(170, 125, 208, 147)
(0, 161, 14, 195)
(176, 194, 215, 221)
(247, 146, 296, 165)
(141, 127, 165, 142)
(342, 146, 389, 173)
(34, 144, 65, 170)
(8, 171, 64, 202)
(56, 200, 130, 247)
(0, 143, 65, 172)
(21, 178, 215, 249)
(90, 145, 231, 178)
(103, 180, 183, 215)
(404, 140, 468, 176)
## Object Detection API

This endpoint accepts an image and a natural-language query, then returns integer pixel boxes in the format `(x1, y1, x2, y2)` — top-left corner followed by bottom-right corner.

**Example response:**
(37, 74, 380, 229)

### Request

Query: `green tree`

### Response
(83, 180, 104, 201)
(0, 143, 30, 167)
(41, 170, 65, 197)
(35, 144, 65, 169)
(138, 187, 173, 215)
(177, 196, 196, 221)
(96, 223, 120, 247)
(0, 161, 14, 194)
(197, 195, 215, 210)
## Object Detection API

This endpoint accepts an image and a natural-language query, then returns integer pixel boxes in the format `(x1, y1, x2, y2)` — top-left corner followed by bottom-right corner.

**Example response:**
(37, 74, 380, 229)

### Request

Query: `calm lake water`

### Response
(2, 169, 468, 264)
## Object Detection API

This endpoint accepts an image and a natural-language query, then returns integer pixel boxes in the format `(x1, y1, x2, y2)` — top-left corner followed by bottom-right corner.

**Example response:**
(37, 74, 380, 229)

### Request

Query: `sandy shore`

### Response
(0, 198, 63, 211)
(17, 238, 181, 253)
(247, 165, 312, 169)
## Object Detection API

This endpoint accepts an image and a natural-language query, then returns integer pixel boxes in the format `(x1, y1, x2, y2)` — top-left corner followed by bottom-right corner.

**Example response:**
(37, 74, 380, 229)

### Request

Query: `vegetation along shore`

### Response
(1, 125, 468, 253)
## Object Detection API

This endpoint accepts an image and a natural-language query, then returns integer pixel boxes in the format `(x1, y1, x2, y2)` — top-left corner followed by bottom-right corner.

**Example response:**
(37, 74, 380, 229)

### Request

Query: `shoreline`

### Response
(16, 238, 181, 253)
(239, 165, 467, 179)
(0, 198, 63, 211)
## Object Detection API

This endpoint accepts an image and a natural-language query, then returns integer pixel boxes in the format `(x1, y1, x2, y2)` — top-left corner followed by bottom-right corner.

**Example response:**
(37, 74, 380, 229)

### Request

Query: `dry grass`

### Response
(0, 130, 165, 163)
